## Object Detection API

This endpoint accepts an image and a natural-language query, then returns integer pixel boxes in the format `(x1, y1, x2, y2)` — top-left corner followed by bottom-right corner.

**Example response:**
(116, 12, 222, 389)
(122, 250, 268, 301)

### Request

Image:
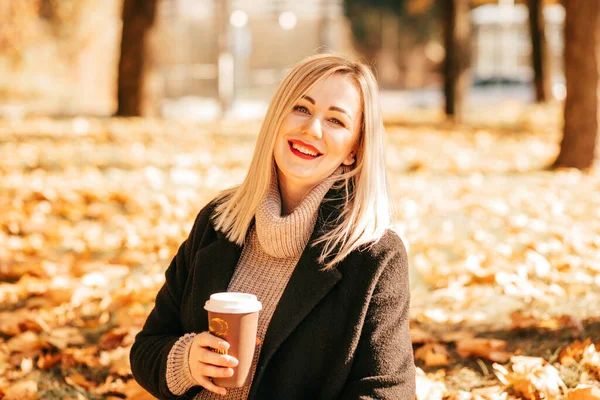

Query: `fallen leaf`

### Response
(415, 368, 447, 400)
(120, 378, 157, 400)
(559, 339, 593, 365)
(415, 343, 450, 367)
(2, 379, 37, 400)
(581, 343, 600, 380)
(37, 352, 62, 369)
(494, 356, 566, 400)
(439, 330, 475, 343)
(6, 331, 50, 356)
(410, 327, 436, 344)
(46, 327, 86, 350)
(538, 315, 583, 333)
(510, 311, 540, 330)
(456, 338, 512, 363)
(65, 372, 95, 390)
(62, 347, 101, 369)
(98, 327, 136, 350)
(568, 385, 600, 400)
(100, 346, 132, 376)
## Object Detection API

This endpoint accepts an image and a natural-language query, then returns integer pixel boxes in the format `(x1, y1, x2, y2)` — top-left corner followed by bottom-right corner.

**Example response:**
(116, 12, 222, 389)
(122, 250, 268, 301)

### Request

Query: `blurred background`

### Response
(0, 0, 566, 120)
(2, 1, 600, 399)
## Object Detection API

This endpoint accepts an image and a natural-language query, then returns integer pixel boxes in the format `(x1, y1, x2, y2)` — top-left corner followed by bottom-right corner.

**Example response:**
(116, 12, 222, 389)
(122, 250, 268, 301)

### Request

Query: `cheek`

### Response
(326, 132, 355, 157)
(278, 114, 299, 134)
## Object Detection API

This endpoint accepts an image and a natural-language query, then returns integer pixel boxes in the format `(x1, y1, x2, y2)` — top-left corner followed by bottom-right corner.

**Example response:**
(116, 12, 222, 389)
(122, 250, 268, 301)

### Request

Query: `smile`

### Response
(288, 140, 323, 159)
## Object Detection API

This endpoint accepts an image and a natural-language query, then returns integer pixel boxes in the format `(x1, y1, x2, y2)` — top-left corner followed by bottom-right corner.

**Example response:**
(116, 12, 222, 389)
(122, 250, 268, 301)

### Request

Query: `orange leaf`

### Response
(98, 327, 135, 351)
(568, 386, 600, 400)
(2, 379, 37, 400)
(456, 338, 511, 363)
(65, 372, 95, 391)
(37, 352, 62, 370)
(415, 343, 450, 367)
(510, 311, 539, 330)
(559, 339, 593, 365)
(410, 327, 435, 344)
(120, 379, 156, 400)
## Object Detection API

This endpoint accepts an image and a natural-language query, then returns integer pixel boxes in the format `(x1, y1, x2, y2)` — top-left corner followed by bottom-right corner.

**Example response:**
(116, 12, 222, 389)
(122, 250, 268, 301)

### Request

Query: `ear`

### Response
(342, 151, 356, 166)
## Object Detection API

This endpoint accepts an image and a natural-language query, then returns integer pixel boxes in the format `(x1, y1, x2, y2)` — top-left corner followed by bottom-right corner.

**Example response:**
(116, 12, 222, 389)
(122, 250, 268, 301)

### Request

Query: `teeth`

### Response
(291, 143, 318, 156)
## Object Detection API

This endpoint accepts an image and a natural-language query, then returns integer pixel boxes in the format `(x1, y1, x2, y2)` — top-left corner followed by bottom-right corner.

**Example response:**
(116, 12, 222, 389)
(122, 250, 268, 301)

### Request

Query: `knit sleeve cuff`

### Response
(166, 332, 198, 396)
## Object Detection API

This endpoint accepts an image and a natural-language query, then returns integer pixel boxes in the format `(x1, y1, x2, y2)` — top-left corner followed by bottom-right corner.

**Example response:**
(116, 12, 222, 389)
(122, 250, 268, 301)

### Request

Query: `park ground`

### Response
(1, 102, 599, 399)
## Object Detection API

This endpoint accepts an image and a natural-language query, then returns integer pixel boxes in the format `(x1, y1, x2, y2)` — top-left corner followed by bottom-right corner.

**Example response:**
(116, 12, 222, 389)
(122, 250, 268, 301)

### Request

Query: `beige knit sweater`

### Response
(165, 174, 336, 399)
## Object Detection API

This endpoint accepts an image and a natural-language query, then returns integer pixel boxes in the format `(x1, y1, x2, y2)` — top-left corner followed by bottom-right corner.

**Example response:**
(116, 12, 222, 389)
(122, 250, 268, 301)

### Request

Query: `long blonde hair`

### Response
(212, 53, 391, 269)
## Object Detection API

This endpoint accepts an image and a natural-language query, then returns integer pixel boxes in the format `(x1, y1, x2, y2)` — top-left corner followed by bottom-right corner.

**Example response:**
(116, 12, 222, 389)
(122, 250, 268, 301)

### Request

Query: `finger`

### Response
(198, 347, 239, 368)
(197, 331, 230, 352)
(196, 375, 227, 396)
(198, 363, 235, 379)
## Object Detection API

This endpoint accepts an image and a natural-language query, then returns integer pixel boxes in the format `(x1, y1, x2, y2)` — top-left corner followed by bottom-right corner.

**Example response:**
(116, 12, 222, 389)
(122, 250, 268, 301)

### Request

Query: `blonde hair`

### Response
(212, 53, 391, 269)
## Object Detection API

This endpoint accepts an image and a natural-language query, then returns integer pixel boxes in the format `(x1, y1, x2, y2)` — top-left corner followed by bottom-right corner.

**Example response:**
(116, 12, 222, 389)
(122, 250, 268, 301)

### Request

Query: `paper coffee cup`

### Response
(204, 293, 262, 387)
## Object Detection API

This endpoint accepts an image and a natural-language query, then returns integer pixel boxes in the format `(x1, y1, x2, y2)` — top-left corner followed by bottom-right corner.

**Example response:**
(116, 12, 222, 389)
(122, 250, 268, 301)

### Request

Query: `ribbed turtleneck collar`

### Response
(254, 169, 341, 258)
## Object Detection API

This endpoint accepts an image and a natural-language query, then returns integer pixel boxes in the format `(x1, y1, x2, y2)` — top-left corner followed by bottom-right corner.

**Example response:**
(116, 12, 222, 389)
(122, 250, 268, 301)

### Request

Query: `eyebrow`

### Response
(301, 95, 353, 118)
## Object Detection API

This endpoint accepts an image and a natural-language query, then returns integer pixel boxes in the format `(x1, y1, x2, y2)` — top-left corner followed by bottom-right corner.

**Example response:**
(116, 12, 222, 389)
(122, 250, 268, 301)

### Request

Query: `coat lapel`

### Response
(191, 230, 242, 332)
(249, 192, 344, 395)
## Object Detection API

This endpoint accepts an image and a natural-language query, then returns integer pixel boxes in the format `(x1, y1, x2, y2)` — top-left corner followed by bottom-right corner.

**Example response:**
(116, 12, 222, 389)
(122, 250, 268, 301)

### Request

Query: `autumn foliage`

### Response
(0, 110, 599, 398)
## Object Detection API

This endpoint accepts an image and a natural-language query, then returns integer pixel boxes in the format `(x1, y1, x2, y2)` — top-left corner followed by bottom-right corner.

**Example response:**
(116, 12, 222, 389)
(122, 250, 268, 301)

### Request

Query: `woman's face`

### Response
(274, 73, 362, 190)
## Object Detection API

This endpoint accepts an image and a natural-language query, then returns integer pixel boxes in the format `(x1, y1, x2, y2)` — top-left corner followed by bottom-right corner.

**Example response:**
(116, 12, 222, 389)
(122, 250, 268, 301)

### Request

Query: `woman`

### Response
(130, 53, 415, 400)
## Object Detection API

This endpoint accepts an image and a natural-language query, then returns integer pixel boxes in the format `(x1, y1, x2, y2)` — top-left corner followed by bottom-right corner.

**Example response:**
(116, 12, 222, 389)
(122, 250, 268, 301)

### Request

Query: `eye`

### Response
(329, 118, 346, 128)
(293, 105, 310, 114)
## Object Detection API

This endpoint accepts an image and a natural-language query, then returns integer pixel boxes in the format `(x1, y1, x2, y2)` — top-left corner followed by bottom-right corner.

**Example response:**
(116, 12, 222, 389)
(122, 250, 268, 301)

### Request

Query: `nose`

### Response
(302, 116, 322, 139)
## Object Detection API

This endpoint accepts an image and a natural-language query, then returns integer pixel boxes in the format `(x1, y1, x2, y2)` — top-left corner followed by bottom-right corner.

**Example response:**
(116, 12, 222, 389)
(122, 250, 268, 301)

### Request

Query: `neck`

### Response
(277, 173, 313, 216)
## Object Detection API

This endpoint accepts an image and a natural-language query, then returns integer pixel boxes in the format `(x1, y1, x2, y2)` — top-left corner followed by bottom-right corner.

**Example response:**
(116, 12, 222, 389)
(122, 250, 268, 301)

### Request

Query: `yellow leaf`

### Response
(2, 379, 37, 400)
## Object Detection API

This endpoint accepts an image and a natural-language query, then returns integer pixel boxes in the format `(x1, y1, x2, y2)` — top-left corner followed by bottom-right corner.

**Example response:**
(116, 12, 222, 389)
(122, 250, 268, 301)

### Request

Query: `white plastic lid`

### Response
(204, 292, 262, 314)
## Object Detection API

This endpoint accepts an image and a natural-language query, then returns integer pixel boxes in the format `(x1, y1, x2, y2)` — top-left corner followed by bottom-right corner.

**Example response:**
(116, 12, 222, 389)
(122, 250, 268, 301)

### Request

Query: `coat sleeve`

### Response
(129, 204, 213, 399)
(340, 233, 416, 400)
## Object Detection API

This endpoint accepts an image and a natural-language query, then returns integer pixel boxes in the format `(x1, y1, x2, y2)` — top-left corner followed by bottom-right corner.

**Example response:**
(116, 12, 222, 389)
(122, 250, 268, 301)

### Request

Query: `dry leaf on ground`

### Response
(410, 326, 436, 344)
(415, 368, 447, 400)
(560, 339, 594, 365)
(65, 372, 96, 391)
(568, 385, 600, 400)
(1, 116, 600, 398)
(494, 356, 566, 400)
(456, 338, 512, 363)
(415, 342, 450, 367)
(2, 379, 38, 400)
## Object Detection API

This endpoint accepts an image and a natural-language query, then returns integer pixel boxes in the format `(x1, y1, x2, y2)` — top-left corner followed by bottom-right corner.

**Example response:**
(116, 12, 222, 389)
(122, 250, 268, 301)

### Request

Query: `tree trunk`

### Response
(443, 0, 471, 122)
(527, 0, 552, 102)
(553, 0, 599, 170)
(116, 0, 158, 117)
(318, 0, 332, 50)
(216, 0, 233, 117)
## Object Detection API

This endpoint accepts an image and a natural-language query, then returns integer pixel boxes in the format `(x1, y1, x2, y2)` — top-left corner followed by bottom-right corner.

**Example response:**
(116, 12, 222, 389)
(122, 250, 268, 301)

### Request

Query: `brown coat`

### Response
(130, 192, 416, 400)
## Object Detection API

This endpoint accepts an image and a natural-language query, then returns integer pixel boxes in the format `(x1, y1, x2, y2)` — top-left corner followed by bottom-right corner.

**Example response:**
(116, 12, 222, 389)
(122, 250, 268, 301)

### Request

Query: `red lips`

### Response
(288, 139, 322, 155)
(288, 140, 323, 160)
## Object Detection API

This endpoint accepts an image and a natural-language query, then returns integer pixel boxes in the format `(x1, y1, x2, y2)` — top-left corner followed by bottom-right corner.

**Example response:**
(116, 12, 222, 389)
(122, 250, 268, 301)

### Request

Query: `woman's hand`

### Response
(189, 332, 239, 396)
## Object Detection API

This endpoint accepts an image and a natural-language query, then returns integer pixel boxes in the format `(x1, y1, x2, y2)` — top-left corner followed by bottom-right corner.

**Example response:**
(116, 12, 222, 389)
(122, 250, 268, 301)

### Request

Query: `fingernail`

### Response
(219, 341, 229, 349)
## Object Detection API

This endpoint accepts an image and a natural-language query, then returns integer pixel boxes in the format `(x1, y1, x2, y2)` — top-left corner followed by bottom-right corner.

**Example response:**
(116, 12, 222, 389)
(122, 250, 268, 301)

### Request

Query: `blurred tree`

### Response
(527, 0, 551, 102)
(343, 0, 440, 86)
(443, 0, 470, 122)
(553, 1, 598, 170)
(344, 3, 387, 64)
(116, 0, 158, 117)
(0, 1, 40, 66)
